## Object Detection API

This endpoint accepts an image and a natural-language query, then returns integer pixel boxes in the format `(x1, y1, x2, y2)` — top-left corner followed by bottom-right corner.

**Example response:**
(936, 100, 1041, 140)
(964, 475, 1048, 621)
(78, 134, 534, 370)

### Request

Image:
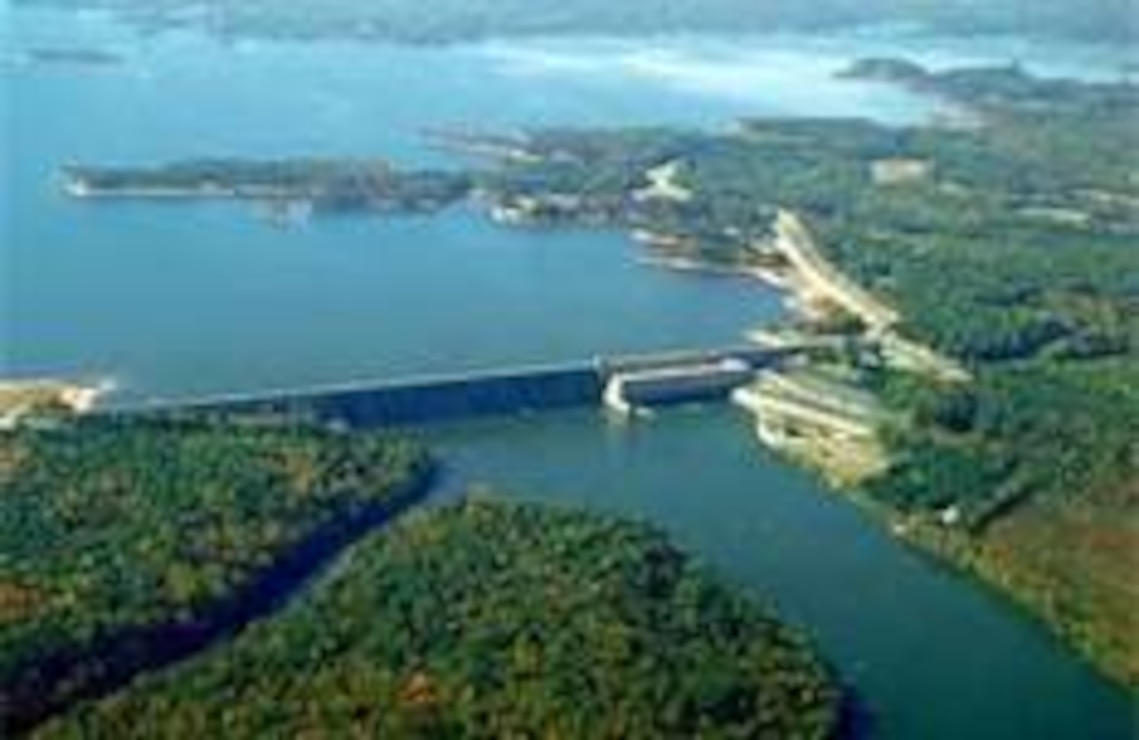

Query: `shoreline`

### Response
(640, 210, 1132, 688)
(0, 378, 114, 428)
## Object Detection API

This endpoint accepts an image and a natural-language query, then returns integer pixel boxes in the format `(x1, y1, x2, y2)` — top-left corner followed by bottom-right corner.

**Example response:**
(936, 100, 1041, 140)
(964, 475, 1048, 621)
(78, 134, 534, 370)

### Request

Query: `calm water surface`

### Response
(3, 7, 1133, 738)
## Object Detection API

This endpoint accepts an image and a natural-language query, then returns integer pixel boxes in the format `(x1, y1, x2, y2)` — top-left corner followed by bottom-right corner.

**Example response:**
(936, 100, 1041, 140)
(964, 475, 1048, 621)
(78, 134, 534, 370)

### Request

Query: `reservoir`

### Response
(3, 6, 1133, 737)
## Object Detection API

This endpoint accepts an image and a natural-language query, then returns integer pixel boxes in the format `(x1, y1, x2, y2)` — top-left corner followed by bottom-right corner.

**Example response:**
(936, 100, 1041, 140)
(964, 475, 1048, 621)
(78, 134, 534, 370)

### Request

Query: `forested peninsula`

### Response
(64, 159, 471, 215)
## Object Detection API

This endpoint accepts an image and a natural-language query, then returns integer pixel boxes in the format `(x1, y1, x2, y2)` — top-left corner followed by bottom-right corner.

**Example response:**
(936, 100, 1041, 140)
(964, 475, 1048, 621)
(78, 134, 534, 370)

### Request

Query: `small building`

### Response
(871, 158, 933, 186)
(604, 359, 755, 415)
(938, 505, 963, 527)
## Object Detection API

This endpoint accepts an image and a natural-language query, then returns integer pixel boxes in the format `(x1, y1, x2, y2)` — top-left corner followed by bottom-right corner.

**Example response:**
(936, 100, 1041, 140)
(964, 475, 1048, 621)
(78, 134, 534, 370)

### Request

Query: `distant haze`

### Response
(12, 0, 1139, 44)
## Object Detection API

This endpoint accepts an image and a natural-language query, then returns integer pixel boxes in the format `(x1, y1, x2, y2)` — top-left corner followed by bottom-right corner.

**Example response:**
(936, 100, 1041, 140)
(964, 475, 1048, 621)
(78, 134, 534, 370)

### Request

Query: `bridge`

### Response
(109, 344, 794, 429)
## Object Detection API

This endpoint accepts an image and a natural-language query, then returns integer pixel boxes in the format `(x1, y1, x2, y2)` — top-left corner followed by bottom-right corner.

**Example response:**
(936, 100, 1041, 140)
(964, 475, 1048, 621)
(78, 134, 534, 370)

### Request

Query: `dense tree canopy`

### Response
(39, 498, 839, 739)
(0, 416, 430, 733)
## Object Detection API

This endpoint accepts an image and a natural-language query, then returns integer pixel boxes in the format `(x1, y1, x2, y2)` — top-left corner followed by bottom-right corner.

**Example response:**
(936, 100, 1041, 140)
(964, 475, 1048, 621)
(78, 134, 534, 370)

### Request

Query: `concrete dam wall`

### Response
(305, 366, 604, 427)
(112, 346, 790, 428)
(120, 363, 605, 428)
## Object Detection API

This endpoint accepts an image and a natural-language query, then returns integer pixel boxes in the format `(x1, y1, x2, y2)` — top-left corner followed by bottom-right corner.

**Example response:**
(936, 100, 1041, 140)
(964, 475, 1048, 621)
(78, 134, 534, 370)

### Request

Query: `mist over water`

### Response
(477, 37, 935, 122)
(476, 30, 1135, 111)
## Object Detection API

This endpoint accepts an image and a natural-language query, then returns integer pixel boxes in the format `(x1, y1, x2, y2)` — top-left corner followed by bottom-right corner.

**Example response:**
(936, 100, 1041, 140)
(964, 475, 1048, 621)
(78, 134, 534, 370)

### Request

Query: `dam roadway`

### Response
(106, 345, 792, 427)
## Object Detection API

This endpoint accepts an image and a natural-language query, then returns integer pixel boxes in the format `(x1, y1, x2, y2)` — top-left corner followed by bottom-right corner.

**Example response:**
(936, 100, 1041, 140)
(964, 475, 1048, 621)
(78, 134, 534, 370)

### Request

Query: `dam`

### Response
(109, 345, 792, 428)
(602, 358, 756, 415)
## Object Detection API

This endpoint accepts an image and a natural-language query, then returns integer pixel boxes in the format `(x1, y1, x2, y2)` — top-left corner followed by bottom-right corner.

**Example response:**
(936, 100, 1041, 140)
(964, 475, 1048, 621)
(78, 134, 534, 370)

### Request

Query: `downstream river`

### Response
(3, 7, 1133, 738)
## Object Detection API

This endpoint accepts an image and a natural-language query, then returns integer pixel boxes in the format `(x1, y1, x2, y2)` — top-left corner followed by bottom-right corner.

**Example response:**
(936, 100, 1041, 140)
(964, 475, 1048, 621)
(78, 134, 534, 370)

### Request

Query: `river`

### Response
(2, 6, 1133, 738)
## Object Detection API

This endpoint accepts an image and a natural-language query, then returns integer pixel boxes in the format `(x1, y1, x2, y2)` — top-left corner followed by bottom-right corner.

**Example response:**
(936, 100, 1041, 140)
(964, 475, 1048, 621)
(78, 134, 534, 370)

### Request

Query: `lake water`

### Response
(3, 6, 1133, 738)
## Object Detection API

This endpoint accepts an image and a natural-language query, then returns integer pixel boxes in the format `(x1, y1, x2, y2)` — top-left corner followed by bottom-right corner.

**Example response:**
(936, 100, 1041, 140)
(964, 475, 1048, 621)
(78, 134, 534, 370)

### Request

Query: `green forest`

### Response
(67, 159, 472, 213)
(37, 498, 839, 739)
(0, 417, 431, 733)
